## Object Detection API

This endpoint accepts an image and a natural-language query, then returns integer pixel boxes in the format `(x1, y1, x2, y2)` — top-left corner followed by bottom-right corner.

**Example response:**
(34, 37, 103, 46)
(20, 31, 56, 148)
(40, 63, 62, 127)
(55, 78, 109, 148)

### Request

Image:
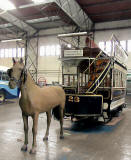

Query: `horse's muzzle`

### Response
(8, 81, 17, 89)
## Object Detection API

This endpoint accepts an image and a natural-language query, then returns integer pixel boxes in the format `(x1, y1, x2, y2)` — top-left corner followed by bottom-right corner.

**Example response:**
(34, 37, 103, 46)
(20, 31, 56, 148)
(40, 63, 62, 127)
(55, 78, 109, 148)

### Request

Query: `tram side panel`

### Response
(110, 63, 127, 111)
(65, 94, 103, 117)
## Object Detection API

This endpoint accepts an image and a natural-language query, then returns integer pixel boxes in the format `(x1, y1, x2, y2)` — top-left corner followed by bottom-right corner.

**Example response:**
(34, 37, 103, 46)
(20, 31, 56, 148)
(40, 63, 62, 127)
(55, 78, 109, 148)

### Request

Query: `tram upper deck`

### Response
(59, 34, 128, 94)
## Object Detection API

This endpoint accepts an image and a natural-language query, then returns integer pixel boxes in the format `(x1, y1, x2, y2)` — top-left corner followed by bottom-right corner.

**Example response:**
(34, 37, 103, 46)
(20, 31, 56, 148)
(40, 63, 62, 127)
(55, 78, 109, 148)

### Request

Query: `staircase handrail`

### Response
(86, 61, 111, 94)
(83, 50, 103, 74)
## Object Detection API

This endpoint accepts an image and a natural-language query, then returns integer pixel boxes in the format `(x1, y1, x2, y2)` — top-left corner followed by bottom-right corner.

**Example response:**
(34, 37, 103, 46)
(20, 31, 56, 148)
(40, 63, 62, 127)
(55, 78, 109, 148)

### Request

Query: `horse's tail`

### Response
(52, 105, 65, 121)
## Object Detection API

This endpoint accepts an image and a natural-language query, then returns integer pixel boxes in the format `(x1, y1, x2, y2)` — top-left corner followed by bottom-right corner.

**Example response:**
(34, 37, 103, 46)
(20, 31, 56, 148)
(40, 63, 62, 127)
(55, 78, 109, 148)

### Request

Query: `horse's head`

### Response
(7, 58, 25, 89)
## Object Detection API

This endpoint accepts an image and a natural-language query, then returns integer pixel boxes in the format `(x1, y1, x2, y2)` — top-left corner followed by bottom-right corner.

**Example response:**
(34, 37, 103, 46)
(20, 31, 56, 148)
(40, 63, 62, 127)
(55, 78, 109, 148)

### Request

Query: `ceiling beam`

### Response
(90, 9, 131, 17)
(54, 0, 93, 31)
(0, 9, 36, 36)
(82, 0, 129, 7)
(18, 0, 93, 31)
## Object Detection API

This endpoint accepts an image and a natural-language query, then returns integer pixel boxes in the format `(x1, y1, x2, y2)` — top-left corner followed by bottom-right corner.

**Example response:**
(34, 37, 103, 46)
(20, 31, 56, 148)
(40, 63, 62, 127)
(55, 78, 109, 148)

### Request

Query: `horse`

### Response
(7, 58, 66, 154)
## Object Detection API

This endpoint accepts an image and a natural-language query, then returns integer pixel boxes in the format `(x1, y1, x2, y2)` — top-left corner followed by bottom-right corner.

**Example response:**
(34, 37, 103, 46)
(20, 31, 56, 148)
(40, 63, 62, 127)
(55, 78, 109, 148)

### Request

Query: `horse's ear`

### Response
(12, 58, 16, 65)
(20, 58, 23, 64)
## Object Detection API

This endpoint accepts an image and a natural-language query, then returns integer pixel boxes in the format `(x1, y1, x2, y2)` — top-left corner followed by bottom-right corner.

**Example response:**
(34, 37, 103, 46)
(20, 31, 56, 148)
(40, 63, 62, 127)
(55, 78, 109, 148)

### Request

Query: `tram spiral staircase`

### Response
(83, 50, 111, 94)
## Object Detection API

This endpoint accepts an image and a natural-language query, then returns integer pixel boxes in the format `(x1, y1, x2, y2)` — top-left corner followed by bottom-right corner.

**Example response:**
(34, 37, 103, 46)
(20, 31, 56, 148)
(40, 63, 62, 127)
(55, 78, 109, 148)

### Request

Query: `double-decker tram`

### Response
(58, 33, 128, 122)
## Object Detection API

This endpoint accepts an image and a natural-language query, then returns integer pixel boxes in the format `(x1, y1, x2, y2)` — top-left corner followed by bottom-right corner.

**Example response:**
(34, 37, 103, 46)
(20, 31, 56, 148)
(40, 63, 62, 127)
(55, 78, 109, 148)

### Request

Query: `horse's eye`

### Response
(7, 69, 12, 77)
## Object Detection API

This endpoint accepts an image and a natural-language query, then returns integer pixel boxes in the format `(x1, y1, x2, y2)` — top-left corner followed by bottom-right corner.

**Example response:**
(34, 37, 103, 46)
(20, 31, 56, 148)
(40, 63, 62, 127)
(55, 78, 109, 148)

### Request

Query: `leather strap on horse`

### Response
(21, 68, 27, 84)
(7, 68, 27, 87)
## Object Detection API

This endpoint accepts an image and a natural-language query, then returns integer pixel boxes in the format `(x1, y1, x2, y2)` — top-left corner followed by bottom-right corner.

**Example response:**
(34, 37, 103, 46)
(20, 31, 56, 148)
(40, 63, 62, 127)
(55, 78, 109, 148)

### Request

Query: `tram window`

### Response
(113, 70, 116, 87)
(104, 74, 110, 87)
(80, 73, 86, 86)
(120, 72, 122, 87)
(117, 71, 120, 87)
(113, 70, 119, 87)
(121, 72, 124, 87)
(63, 75, 68, 86)
(116, 71, 119, 87)
(74, 75, 77, 86)
(113, 70, 126, 88)
(121, 73, 123, 87)
(124, 74, 126, 87)
(80, 73, 82, 86)
(63, 75, 77, 86)
(70, 75, 73, 86)
(85, 74, 88, 82)
(122, 73, 125, 87)
(83, 73, 85, 86)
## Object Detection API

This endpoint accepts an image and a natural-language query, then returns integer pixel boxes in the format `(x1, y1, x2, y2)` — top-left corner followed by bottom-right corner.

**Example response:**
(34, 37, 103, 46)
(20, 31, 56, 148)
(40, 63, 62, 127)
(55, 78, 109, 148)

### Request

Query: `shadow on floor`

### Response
(64, 118, 120, 134)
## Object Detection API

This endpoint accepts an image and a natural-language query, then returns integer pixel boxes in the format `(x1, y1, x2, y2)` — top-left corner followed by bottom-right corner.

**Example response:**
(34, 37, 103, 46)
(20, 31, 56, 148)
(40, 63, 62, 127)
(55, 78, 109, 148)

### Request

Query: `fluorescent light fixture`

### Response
(0, 0, 16, 10)
(32, 0, 45, 3)
(1, 39, 22, 43)
(67, 44, 71, 48)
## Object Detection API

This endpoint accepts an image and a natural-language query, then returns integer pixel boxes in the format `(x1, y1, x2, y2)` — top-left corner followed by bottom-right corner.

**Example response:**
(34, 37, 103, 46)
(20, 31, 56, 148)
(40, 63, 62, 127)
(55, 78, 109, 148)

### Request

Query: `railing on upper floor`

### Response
(107, 34, 128, 66)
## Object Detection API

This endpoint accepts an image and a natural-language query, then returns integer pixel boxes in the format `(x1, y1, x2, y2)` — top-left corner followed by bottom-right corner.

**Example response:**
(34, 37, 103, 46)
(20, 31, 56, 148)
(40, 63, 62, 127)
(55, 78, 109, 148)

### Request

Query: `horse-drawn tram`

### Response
(58, 32, 128, 122)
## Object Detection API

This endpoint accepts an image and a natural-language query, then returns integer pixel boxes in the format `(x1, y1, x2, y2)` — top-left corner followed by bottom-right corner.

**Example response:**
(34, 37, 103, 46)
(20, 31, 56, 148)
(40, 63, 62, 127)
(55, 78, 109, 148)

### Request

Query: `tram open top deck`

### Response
(58, 33, 128, 120)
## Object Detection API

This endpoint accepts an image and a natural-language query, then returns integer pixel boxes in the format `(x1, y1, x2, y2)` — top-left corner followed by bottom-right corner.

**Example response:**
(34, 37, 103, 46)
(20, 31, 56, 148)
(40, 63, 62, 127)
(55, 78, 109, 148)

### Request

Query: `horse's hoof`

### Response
(43, 137, 48, 141)
(60, 135, 64, 139)
(29, 148, 36, 154)
(21, 145, 27, 152)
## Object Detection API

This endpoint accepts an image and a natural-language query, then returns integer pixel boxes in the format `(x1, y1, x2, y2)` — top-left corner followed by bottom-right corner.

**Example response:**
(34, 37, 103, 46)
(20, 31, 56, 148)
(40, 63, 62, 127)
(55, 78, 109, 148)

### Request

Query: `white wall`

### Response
(0, 36, 62, 84)
(0, 41, 16, 67)
(1, 23, 131, 84)
(38, 36, 62, 84)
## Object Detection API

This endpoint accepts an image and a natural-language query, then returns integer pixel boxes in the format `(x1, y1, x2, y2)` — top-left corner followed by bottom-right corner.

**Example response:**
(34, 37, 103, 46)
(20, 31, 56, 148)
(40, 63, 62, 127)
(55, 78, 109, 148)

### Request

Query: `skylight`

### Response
(0, 0, 16, 10)
(32, 0, 45, 3)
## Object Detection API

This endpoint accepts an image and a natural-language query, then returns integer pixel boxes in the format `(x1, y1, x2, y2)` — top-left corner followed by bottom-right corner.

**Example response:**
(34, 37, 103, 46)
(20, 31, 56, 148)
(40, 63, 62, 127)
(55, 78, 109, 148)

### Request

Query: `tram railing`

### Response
(110, 34, 128, 66)
(82, 34, 128, 94)
(83, 50, 103, 74)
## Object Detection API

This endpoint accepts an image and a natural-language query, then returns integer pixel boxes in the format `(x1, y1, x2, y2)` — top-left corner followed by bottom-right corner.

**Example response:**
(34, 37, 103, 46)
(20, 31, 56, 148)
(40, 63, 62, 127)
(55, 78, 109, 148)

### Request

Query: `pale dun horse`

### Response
(7, 58, 65, 154)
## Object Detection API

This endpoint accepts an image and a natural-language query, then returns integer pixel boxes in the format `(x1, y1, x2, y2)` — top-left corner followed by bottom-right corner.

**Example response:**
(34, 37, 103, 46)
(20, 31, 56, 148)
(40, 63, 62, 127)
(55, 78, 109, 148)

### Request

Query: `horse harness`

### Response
(7, 67, 27, 87)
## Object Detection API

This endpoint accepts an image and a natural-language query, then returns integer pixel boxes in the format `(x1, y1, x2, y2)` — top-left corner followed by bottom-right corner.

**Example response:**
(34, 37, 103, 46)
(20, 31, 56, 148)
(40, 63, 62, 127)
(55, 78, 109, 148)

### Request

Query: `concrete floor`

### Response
(0, 97, 131, 160)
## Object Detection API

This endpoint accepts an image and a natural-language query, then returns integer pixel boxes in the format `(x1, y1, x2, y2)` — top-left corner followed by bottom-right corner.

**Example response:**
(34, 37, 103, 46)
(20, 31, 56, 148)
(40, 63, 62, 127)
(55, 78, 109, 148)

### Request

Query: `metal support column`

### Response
(24, 33, 39, 83)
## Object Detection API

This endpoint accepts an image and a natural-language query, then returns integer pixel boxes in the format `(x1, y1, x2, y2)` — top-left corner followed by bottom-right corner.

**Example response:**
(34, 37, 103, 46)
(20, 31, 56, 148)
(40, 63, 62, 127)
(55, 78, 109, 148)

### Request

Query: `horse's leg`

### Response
(30, 113, 39, 154)
(43, 110, 51, 141)
(59, 106, 64, 139)
(21, 113, 28, 152)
